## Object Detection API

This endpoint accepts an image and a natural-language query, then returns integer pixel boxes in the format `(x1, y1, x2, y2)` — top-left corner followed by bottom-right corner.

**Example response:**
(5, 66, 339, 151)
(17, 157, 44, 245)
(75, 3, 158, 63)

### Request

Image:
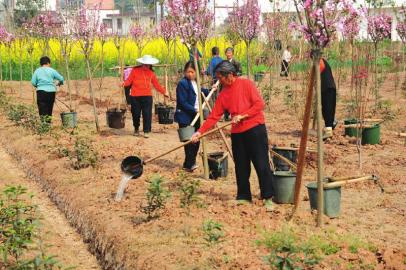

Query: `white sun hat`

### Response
(136, 55, 159, 65)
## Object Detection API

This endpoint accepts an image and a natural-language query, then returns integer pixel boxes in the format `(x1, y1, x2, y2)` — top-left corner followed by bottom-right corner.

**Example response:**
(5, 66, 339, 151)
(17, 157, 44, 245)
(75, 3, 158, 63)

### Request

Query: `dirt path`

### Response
(0, 146, 100, 270)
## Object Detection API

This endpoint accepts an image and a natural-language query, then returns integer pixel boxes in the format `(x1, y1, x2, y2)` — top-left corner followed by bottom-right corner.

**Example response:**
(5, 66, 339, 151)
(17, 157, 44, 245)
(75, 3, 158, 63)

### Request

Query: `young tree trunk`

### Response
(85, 56, 100, 132)
(193, 45, 209, 180)
(374, 43, 378, 109)
(29, 49, 35, 104)
(8, 46, 12, 81)
(246, 41, 251, 79)
(350, 40, 354, 99)
(98, 42, 105, 102)
(64, 55, 73, 111)
(313, 50, 324, 227)
(0, 49, 3, 87)
(19, 42, 23, 98)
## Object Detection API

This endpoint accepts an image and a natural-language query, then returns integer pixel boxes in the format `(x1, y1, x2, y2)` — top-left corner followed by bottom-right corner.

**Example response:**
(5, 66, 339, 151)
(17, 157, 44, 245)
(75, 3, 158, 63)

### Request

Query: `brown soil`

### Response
(0, 71, 405, 269)
(0, 146, 100, 269)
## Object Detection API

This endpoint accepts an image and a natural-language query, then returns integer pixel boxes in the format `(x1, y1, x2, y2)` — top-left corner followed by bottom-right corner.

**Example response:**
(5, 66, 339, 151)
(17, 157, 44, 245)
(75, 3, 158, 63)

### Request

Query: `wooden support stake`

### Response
(315, 52, 324, 228)
(292, 64, 315, 215)
(193, 45, 209, 180)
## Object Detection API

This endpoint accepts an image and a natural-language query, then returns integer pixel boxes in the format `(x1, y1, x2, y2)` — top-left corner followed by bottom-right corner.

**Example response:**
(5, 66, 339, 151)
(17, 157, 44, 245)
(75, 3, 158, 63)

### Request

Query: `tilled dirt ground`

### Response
(0, 71, 405, 269)
(0, 146, 100, 270)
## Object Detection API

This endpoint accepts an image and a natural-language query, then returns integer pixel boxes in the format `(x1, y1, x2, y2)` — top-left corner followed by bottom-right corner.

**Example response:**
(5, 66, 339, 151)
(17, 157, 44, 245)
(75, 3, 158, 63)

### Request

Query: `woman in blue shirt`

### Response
(31, 56, 64, 122)
(175, 61, 211, 172)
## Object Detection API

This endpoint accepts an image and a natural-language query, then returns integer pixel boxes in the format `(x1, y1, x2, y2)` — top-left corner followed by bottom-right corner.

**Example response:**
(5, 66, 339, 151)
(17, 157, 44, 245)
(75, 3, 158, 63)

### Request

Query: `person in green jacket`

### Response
(31, 56, 64, 122)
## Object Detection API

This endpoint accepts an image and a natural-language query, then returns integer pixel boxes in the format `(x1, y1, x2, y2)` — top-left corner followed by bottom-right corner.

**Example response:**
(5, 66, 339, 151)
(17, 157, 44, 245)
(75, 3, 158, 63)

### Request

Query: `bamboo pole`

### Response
(314, 51, 324, 227)
(194, 45, 209, 179)
(292, 64, 315, 214)
(144, 121, 236, 165)
(190, 82, 219, 126)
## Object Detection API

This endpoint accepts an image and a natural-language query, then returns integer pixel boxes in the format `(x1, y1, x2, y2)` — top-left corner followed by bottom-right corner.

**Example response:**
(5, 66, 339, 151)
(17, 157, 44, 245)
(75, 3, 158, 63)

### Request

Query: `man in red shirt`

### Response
(191, 61, 275, 211)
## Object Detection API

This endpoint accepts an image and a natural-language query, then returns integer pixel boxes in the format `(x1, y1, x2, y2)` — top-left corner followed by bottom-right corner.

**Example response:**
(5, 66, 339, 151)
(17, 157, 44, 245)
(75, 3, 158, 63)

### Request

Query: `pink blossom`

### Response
(367, 14, 392, 44)
(396, 6, 406, 43)
(292, 0, 360, 48)
(228, 0, 261, 44)
(159, 18, 176, 44)
(264, 15, 282, 40)
(72, 4, 103, 55)
(166, 0, 213, 46)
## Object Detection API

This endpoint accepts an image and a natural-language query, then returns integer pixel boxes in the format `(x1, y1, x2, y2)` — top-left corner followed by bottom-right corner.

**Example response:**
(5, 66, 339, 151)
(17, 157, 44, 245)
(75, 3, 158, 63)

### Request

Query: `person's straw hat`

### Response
(136, 55, 159, 65)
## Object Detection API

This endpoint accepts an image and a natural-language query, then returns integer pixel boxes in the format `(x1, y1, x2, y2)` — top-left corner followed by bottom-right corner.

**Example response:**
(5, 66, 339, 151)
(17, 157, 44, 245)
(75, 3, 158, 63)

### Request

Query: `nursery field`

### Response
(0, 69, 405, 269)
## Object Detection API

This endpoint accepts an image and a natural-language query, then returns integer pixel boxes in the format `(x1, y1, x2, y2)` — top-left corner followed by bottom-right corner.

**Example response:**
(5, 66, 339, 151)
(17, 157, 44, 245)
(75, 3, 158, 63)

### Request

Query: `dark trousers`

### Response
(231, 124, 274, 200)
(280, 60, 289, 77)
(179, 119, 200, 169)
(321, 87, 336, 128)
(36, 90, 55, 121)
(130, 96, 153, 132)
(124, 86, 131, 105)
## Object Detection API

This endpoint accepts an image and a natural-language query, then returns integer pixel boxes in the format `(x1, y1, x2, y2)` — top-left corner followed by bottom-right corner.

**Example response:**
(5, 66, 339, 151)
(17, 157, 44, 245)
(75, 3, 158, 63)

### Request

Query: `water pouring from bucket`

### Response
(115, 156, 143, 201)
(115, 118, 243, 201)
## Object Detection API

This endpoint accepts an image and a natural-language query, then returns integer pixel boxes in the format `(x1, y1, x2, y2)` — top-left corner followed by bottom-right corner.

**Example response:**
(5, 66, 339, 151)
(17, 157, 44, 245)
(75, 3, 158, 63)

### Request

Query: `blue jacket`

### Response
(206, 56, 223, 79)
(175, 77, 209, 125)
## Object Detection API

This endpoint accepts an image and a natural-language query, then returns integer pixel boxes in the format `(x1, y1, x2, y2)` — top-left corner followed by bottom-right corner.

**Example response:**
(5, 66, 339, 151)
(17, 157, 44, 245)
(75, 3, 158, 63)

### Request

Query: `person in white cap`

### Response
(123, 55, 169, 138)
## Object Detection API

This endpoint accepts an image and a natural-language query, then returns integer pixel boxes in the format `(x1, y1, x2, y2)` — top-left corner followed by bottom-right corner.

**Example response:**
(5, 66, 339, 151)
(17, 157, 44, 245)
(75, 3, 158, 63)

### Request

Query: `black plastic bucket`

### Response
(272, 146, 297, 171)
(206, 152, 228, 180)
(106, 108, 126, 129)
(157, 106, 175, 124)
(154, 102, 164, 115)
(121, 156, 143, 179)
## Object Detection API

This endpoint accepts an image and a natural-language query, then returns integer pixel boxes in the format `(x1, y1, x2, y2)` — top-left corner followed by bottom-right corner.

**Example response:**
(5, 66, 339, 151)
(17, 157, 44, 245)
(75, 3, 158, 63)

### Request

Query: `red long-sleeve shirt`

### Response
(123, 66, 166, 97)
(198, 77, 265, 134)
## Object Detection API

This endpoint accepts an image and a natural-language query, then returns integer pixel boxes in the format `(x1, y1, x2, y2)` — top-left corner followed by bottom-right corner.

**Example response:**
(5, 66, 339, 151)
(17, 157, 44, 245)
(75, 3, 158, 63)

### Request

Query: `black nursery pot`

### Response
(157, 105, 175, 125)
(106, 108, 126, 129)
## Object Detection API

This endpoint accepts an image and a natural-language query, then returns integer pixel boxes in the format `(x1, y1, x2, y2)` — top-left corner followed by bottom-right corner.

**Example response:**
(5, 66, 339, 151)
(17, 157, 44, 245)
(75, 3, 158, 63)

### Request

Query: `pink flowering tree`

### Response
(367, 13, 392, 105)
(111, 30, 127, 95)
(338, 1, 363, 94)
(3, 32, 14, 82)
(396, 7, 406, 43)
(290, 0, 346, 225)
(166, 0, 214, 180)
(73, 5, 103, 132)
(228, 0, 261, 78)
(55, 11, 78, 112)
(129, 24, 154, 58)
(26, 12, 58, 56)
(21, 21, 38, 77)
(159, 18, 177, 61)
(224, 24, 241, 50)
(95, 23, 109, 99)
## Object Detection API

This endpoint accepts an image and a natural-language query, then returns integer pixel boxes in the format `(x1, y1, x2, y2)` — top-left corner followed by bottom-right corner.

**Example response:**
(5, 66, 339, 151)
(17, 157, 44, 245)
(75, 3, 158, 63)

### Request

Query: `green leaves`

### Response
(0, 185, 37, 265)
(141, 174, 171, 220)
(202, 219, 224, 245)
